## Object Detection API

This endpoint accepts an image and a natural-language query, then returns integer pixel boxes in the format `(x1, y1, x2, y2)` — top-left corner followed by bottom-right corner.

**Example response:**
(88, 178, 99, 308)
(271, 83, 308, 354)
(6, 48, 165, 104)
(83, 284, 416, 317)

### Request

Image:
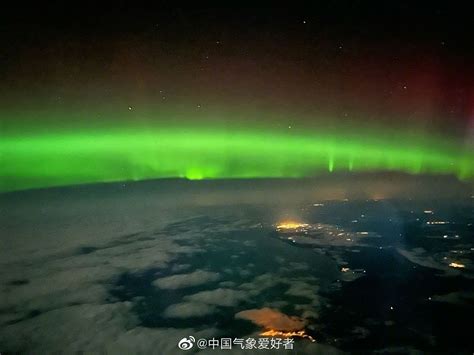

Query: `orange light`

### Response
(260, 329, 316, 342)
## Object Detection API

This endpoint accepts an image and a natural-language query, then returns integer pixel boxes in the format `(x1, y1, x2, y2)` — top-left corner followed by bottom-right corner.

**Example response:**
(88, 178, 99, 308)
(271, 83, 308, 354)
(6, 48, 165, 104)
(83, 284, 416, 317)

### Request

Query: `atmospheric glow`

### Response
(1, 119, 473, 192)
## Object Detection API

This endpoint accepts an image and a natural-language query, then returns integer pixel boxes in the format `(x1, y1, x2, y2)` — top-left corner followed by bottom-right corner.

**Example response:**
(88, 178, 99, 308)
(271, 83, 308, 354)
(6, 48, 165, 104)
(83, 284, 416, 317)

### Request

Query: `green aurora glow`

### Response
(1, 112, 473, 192)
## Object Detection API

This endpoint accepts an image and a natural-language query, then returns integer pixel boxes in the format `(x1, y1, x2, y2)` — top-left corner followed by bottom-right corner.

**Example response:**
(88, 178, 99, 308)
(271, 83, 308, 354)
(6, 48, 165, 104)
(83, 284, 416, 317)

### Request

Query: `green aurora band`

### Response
(1, 113, 473, 192)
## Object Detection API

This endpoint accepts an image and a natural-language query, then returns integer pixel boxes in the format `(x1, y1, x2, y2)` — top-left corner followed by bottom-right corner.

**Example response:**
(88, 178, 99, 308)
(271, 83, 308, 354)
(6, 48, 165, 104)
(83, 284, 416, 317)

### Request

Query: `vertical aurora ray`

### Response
(328, 154, 334, 173)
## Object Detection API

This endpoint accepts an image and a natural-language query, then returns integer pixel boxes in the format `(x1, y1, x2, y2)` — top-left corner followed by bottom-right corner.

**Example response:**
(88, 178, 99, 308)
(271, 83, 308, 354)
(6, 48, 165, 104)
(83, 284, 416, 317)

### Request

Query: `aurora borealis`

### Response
(1, 109, 473, 192)
(1, 3, 473, 192)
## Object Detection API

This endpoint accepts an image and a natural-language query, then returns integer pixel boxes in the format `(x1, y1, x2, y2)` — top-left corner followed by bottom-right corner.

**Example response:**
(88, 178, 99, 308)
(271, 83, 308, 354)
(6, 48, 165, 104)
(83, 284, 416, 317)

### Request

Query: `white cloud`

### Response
(0, 302, 136, 353)
(162, 302, 216, 318)
(0, 301, 218, 353)
(285, 281, 320, 302)
(0, 199, 221, 353)
(170, 263, 192, 273)
(184, 288, 248, 307)
(152, 270, 221, 290)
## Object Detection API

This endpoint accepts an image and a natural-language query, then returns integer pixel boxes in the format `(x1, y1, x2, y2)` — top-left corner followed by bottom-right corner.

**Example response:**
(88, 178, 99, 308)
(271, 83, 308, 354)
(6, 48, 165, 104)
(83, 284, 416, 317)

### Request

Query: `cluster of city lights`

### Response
(449, 262, 466, 269)
(260, 330, 316, 343)
(276, 222, 310, 231)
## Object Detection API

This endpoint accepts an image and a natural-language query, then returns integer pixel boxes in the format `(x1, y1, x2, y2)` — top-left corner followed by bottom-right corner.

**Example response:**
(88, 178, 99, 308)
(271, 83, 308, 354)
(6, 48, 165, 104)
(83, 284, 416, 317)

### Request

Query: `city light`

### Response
(260, 329, 316, 343)
(449, 262, 466, 269)
(276, 221, 309, 230)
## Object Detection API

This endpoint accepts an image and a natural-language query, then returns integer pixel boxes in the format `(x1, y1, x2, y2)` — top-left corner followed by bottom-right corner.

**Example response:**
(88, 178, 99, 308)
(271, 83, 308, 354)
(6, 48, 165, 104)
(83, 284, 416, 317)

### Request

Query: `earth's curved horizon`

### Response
(1, 175, 473, 353)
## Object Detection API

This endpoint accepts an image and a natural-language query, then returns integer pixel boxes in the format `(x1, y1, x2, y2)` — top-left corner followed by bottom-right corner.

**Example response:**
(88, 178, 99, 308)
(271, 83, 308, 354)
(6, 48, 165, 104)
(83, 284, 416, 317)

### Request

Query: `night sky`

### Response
(1, 2, 473, 191)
